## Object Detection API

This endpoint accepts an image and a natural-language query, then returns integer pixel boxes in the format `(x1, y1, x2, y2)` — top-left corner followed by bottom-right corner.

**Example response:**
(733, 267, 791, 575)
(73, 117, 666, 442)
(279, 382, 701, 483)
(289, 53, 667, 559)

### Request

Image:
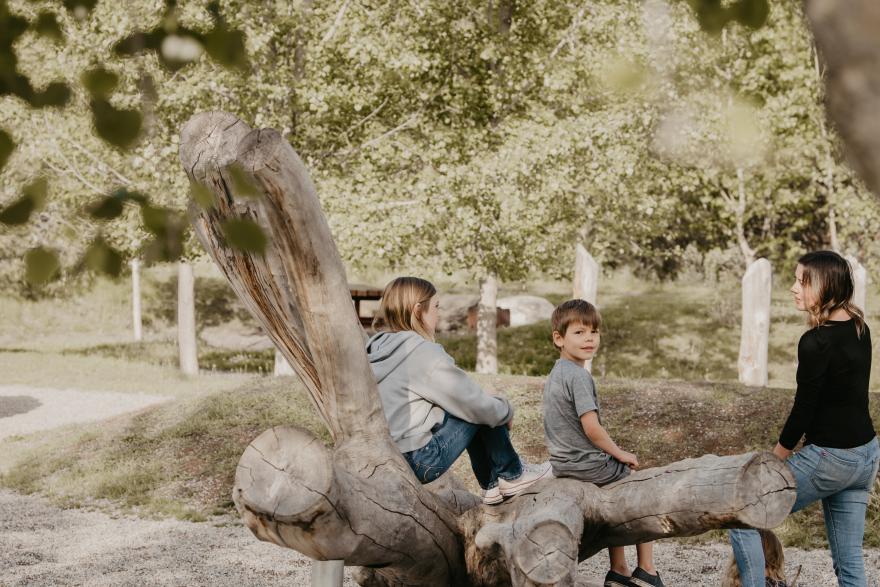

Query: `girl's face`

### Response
(418, 295, 440, 337)
(791, 264, 815, 312)
(553, 321, 601, 363)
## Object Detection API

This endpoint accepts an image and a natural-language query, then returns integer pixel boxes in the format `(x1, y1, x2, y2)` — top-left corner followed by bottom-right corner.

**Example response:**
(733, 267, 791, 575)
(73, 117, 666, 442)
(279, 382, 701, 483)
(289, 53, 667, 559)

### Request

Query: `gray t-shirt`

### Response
(543, 358, 615, 477)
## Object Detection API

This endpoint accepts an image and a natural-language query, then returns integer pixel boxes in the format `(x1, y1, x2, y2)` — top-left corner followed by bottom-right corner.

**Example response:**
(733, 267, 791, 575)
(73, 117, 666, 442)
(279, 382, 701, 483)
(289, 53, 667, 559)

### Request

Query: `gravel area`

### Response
(0, 385, 168, 441)
(1, 490, 878, 586)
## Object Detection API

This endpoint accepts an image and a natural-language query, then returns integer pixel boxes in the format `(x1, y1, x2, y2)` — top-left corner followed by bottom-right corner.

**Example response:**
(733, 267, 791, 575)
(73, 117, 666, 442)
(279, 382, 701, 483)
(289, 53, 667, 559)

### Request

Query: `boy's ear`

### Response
(551, 330, 563, 349)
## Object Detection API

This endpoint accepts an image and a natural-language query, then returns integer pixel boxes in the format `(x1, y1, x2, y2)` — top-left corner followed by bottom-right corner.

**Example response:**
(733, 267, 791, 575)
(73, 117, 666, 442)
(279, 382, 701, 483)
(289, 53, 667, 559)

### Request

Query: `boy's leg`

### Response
(634, 543, 655, 573)
(608, 546, 629, 575)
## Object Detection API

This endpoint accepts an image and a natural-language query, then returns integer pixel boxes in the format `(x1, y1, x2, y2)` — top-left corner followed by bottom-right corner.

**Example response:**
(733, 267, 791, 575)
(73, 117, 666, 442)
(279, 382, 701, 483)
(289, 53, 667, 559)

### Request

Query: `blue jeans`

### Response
(729, 436, 880, 587)
(402, 413, 523, 490)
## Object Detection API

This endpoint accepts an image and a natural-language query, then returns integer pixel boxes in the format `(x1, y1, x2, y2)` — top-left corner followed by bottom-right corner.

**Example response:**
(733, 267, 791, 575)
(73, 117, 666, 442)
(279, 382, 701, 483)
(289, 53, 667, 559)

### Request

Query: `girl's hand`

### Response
(618, 451, 639, 469)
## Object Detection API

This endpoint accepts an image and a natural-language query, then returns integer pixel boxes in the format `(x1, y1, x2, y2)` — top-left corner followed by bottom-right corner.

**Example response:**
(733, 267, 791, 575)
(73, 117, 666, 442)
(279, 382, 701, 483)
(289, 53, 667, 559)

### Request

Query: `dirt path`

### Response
(0, 384, 168, 442)
(2, 490, 878, 587)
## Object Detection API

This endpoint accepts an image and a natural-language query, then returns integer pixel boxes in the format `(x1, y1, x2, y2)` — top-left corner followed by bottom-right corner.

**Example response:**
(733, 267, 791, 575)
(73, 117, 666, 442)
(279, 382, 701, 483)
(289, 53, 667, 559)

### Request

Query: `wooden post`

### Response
(311, 560, 344, 587)
(847, 255, 868, 313)
(573, 244, 599, 372)
(476, 274, 498, 374)
(131, 258, 142, 342)
(274, 347, 296, 376)
(177, 261, 199, 376)
(737, 258, 771, 387)
(573, 243, 599, 306)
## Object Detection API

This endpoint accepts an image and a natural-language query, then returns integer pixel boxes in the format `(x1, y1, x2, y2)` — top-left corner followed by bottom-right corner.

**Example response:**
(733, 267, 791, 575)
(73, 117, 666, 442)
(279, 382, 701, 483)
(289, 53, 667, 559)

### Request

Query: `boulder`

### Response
(497, 295, 555, 327)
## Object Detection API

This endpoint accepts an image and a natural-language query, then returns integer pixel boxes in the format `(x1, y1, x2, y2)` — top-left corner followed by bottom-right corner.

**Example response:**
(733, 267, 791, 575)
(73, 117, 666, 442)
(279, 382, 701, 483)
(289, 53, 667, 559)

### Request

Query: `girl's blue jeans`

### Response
(729, 436, 880, 587)
(402, 413, 523, 490)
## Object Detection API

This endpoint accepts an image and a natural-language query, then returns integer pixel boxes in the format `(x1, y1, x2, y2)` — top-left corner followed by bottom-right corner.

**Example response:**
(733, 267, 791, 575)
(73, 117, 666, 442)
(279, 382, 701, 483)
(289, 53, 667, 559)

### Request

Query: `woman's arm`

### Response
(777, 332, 831, 450)
(580, 411, 639, 468)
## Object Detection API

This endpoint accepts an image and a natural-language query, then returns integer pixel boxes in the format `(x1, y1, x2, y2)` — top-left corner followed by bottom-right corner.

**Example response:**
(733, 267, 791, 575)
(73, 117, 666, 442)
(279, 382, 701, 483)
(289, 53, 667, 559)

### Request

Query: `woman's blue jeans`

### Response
(729, 436, 880, 587)
(402, 413, 523, 490)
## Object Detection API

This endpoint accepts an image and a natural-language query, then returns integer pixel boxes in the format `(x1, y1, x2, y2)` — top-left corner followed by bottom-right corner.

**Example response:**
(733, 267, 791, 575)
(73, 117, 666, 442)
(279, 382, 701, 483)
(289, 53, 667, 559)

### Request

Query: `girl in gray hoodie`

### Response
(366, 277, 551, 505)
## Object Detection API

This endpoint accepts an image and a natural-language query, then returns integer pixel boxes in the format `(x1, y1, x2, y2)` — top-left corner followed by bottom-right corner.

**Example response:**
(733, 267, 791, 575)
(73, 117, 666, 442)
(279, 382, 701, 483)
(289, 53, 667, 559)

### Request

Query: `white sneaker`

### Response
(482, 485, 503, 505)
(498, 462, 553, 497)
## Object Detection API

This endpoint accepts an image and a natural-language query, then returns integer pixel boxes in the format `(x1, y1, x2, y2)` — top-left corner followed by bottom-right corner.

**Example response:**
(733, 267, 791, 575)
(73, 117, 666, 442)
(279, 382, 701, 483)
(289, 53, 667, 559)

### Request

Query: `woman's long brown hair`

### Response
(799, 250, 865, 336)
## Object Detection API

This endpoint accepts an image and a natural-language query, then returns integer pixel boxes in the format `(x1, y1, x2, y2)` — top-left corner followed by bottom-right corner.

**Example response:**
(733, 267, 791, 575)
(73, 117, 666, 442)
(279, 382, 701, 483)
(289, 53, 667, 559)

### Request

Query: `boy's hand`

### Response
(618, 451, 639, 469)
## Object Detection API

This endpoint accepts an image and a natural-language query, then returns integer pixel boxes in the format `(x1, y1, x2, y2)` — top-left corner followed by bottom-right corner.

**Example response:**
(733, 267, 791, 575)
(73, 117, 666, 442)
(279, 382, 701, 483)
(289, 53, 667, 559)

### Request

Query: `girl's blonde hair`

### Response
(373, 276, 437, 341)
(799, 250, 865, 336)
(721, 530, 786, 587)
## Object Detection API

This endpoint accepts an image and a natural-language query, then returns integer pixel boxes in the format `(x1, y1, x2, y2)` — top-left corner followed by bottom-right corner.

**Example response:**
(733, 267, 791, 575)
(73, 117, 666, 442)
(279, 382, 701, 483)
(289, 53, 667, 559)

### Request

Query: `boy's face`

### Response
(553, 321, 600, 363)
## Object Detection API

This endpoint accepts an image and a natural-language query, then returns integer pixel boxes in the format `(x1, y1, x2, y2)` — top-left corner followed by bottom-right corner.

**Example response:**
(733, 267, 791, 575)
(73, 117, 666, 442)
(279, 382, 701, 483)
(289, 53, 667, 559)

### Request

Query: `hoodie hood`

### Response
(365, 330, 428, 383)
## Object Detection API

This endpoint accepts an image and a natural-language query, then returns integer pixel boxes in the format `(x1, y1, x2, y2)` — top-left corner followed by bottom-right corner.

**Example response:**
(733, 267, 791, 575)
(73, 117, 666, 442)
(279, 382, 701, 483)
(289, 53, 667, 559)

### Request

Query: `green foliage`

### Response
(83, 237, 123, 276)
(0, 177, 47, 225)
(24, 246, 59, 286)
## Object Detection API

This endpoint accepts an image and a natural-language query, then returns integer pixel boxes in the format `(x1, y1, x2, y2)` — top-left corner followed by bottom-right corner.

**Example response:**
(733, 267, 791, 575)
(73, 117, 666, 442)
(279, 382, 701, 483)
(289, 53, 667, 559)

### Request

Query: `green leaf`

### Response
(25, 247, 60, 286)
(734, 0, 769, 29)
(90, 99, 142, 149)
(33, 12, 65, 43)
(221, 218, 267, 254)
(0, 178, 48, 225)
(141, 205, 170, 236)
(87, 196, 124, 219)
(81, 68, 119, 99)
(28, 82, 71, 107)
(190, 182, 216, 209)
(227, 164, 261, 199)
(0, 130, 14, 171)
(203, 28, 248, 71)
(84, 238, 123, 276)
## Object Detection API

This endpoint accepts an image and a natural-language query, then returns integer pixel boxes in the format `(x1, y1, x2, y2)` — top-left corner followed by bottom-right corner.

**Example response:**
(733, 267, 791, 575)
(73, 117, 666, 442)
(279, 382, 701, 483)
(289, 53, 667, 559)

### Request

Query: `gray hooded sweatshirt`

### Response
(366, 330, 514, 453)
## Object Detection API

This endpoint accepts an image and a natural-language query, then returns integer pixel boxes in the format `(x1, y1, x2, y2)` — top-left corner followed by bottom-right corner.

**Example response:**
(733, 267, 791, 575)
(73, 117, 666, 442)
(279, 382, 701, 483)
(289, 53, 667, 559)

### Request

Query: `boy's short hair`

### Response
(551, 299, 601, 340)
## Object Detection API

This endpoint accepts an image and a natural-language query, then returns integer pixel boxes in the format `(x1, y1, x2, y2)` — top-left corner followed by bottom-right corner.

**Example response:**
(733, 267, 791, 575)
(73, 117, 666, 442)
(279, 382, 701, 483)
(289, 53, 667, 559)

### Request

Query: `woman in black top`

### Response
(730, 250, 879, 587)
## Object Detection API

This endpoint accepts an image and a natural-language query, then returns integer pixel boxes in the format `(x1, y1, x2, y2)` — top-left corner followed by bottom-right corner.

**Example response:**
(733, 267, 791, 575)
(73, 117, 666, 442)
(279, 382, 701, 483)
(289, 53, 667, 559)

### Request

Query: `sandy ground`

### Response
(1, 386, 878, 586)
(0, 385, 168, 441)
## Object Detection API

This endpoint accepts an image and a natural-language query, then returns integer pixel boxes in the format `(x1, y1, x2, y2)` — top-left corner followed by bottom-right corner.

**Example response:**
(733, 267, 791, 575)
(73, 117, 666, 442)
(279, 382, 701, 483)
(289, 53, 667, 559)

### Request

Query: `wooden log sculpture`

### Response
(179, 111, 796, 586)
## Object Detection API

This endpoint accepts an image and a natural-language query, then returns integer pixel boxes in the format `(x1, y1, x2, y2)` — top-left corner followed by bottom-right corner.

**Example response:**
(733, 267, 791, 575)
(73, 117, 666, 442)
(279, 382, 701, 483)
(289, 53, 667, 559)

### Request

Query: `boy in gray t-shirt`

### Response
(543, 300, 664, 587)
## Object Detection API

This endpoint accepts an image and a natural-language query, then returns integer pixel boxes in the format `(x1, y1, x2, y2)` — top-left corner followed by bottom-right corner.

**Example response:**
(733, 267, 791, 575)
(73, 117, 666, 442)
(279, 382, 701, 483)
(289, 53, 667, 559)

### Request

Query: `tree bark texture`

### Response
(179, 112, 796, 586)
(476, 274, 499, 375)
(805, 0, 880, 199)
(177, 261, 198, 376)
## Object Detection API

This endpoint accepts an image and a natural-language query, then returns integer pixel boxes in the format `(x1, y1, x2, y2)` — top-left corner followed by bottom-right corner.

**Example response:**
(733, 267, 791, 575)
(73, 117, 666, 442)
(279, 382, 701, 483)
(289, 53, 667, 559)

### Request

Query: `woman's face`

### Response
(791, 264, 815, 311)
(418, 295, 440, 337)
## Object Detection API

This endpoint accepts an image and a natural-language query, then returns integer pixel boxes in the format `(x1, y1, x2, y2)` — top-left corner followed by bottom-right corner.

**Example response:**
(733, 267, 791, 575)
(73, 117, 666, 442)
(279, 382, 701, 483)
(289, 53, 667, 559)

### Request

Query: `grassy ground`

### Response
(0, 351, 877, 548)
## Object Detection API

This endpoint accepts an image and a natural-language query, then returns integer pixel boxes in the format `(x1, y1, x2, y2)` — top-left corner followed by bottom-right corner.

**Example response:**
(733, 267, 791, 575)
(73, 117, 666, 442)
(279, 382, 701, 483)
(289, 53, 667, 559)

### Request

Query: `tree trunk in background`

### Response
(738, 258, 771, 387)
(847, 255, 868, 313)
(130, 258, 142, 342)
(311, 560, 344, 587)
(274, 347, 296, 376)
(735, 168, 757, 268)
(177, 261, 198, 376)
(573, 244, 599, 371)
(476, 274, 498, 375)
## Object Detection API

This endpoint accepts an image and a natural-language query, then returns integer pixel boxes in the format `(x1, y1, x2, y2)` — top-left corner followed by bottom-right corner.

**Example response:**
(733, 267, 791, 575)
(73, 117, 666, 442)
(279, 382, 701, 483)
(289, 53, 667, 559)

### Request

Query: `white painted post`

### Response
(847, 255, 868, 313)
(131, 258, 142, 342)
(476, 274, 498, 374)
(311, 560, 344, 587)
(177, 261, 199, 376)
(573, 243, 599, 305)
(274, 348, 295, 376)
(573, 244, 600, 372)
(738, 258, 771, 387)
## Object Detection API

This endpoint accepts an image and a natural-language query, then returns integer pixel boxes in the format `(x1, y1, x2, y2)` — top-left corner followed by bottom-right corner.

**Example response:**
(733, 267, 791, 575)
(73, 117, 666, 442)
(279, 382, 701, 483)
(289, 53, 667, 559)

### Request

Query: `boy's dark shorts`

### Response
(553, 456, 631, 487)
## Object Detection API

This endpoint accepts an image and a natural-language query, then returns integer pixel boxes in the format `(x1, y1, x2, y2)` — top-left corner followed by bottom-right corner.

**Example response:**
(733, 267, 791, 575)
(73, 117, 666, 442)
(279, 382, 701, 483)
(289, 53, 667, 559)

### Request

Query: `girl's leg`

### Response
(403, 414, 480, 484)
(468, 424, 523, 487)
(635, 542, 655, 573)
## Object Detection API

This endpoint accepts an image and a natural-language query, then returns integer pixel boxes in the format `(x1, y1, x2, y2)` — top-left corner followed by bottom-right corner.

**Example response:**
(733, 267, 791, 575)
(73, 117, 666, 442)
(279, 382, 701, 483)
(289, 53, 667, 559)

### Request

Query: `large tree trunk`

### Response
(805, 0, 880, 199)
(476, 274, 499, 375)
(178, 112, 796, 586)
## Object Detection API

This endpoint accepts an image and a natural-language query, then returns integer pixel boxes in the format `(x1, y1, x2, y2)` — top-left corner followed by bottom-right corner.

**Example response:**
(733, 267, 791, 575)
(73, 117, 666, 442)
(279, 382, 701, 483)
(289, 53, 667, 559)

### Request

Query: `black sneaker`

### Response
(630, 567, 665, 587)
(604, 570, 637, 587)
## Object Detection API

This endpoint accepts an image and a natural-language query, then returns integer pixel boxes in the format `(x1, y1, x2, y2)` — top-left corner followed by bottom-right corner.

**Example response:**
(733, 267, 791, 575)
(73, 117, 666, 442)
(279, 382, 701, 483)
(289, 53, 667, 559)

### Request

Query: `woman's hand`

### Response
(772, 442, 792, 461)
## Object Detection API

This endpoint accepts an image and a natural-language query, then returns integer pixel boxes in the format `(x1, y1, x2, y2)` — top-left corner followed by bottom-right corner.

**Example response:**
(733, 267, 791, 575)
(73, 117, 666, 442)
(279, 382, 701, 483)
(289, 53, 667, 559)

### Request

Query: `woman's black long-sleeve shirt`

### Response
(778, 319, 876, 450)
